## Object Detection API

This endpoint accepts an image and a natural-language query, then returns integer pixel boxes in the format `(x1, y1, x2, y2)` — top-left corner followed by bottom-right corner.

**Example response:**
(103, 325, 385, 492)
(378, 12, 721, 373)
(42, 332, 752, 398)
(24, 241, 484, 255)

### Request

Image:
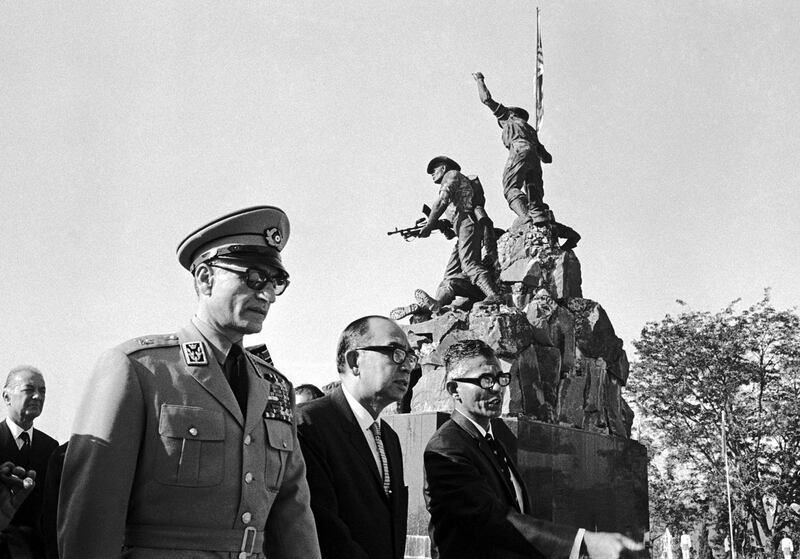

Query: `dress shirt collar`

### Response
(5, 417, 33, 445)
(455, 409, 493, 439)
(191, 316, 237, 364)
(342, 385, 378, 432)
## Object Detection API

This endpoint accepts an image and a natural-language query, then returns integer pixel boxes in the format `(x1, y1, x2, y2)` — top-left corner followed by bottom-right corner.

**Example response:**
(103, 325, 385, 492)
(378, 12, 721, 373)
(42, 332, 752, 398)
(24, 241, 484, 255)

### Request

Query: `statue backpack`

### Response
(467, 175, 491, 226)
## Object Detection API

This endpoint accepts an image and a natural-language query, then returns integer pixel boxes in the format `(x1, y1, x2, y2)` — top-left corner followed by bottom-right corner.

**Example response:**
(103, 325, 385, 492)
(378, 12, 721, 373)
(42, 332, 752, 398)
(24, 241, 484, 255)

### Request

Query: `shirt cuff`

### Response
(569, 528, 586, 559)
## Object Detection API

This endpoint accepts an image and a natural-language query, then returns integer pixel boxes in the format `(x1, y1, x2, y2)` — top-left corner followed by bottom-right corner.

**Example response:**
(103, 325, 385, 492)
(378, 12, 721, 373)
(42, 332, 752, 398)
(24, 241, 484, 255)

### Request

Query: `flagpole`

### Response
(534, 6, 543, 131)
(722, 410, 736, 559)
(535, 5, 540, 118)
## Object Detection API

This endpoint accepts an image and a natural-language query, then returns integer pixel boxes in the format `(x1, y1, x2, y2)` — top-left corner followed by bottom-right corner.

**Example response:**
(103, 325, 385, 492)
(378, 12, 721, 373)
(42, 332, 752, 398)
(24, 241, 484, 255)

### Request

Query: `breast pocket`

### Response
(155, 404, 225, 487)
(264, 419, 294, 490)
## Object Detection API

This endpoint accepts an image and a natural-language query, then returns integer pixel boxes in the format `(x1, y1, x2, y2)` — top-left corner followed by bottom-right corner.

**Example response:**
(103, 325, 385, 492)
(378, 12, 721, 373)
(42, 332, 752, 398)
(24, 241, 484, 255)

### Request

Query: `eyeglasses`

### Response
(452, 373, 511, 389)
(353, 345, 419, 368)
(210, 262, 289, 295)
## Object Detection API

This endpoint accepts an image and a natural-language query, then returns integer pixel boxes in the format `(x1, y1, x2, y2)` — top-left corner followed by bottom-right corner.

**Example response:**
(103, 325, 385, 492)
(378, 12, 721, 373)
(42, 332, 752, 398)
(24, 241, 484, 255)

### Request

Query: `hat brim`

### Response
(426, 156, 461, 174)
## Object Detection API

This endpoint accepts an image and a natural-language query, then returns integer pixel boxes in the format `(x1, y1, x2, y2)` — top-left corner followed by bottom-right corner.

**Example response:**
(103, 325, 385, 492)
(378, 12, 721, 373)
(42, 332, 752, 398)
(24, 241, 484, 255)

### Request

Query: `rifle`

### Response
(387, 205, 456, 241)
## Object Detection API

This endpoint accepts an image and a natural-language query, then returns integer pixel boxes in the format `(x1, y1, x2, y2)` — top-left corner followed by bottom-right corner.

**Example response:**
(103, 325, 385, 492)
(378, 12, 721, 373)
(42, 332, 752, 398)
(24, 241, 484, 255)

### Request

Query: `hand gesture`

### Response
(472, 72, 485, 81)
(583, 532, 644, 559)
(0, 461, 36, 530)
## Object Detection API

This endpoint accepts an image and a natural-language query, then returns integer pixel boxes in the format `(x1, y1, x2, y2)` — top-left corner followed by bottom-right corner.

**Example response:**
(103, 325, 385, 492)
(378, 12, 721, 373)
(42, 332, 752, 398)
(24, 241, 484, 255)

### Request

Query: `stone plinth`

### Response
(401, 219, 633, 438)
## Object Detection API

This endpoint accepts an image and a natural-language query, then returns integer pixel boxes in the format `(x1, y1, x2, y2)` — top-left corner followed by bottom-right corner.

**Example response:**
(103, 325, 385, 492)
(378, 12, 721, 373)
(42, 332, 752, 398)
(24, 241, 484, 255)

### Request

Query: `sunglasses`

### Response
(352, 345, 419, 368)
(210, 262, 289, 295)
(452, 373, 511, 389)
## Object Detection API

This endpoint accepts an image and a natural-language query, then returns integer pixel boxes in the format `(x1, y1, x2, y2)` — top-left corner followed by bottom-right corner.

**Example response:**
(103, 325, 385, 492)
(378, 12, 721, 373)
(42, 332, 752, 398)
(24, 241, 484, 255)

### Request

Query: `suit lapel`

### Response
(178, 323, 244, 426)
(451, 411, 520, 509)
(499, 435, 531, 514)
(0, 421, 20, 461)
(331, 388, 384, 491)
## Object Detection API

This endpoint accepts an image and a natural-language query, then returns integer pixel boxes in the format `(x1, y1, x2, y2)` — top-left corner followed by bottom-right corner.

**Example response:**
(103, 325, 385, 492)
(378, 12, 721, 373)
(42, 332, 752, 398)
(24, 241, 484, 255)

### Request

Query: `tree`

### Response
(628, 291, 800, 558)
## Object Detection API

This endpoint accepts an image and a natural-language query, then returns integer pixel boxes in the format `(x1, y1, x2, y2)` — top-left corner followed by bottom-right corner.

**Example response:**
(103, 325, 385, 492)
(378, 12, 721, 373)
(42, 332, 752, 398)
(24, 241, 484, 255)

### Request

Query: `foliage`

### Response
(629, 291, 800, 558)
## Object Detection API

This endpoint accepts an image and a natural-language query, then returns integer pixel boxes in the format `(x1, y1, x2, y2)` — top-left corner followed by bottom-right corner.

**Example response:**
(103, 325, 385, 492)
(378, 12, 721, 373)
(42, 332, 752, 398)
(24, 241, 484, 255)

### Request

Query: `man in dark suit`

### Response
(424, 340, 643, 559)
(297, 315, 413, 559)
(0, 366, 58, 558)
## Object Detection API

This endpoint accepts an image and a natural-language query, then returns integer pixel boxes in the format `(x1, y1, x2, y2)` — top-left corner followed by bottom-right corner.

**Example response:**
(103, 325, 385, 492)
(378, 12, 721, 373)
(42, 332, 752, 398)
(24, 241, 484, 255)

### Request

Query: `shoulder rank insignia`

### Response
(181, 341, 208, 366)
(120, 333, 180, 355)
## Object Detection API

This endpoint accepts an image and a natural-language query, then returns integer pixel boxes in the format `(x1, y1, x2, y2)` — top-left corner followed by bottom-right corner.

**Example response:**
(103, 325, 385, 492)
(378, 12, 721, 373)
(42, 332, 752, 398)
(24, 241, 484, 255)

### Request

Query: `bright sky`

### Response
(2, 2, 798, 442)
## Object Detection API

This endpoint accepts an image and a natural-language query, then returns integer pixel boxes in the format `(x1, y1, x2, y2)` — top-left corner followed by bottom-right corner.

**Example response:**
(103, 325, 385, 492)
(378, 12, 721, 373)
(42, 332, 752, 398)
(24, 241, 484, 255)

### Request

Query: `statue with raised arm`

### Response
(473, 72, 553, 225)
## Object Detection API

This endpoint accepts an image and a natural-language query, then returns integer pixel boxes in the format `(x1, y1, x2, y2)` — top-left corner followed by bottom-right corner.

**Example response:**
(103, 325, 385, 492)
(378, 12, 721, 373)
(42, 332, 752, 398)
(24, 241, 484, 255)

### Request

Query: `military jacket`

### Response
(58, 322, 321, 559)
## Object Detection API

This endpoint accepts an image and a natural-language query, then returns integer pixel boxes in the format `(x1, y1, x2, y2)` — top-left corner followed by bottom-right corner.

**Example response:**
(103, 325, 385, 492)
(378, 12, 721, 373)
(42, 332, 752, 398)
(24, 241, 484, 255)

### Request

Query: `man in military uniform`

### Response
(58, 206, 321, 559)
(413, 156, 501, 315)
(473, 72, 553, 224)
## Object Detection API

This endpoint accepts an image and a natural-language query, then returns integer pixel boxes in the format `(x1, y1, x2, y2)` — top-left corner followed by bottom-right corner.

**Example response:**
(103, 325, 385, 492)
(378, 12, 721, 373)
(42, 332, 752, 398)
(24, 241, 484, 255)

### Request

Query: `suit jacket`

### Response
(0, 420, 58, 534)
(296, 387, 407, 559)
(424, 411, 576, 559)
(58, 322, 321, 559)
(41, 442, 67, 559)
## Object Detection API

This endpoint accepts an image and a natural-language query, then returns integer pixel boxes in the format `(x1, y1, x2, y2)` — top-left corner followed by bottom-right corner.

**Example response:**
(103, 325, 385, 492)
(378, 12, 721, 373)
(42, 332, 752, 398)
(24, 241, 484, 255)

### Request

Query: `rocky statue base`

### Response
(386, 217, 649, 558)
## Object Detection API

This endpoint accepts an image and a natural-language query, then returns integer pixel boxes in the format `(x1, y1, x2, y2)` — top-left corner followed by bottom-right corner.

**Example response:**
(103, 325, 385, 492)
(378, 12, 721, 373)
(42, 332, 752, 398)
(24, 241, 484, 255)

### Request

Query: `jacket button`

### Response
(188, 427, 198, 436)
(245, 472, 253, 483)
(244, 435, 252, 445)
(282, 441, 287, 448)
(241, 512, 252, 524)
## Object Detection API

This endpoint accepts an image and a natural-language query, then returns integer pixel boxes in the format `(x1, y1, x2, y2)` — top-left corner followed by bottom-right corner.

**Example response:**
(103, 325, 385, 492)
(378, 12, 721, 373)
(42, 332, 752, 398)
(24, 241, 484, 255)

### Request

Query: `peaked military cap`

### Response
(176, 206, 290, 276)
(426, 156, 461, 174)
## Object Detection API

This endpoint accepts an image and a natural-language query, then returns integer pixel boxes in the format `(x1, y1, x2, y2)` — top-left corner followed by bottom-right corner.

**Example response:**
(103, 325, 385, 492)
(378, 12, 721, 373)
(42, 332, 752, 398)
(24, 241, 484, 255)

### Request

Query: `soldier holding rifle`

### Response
(391, 156, 501, 319)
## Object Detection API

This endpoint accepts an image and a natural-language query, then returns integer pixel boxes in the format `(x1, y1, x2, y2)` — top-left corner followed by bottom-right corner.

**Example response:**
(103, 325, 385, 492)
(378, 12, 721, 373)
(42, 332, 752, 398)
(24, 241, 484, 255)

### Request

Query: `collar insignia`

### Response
(181, 341, 208, 366)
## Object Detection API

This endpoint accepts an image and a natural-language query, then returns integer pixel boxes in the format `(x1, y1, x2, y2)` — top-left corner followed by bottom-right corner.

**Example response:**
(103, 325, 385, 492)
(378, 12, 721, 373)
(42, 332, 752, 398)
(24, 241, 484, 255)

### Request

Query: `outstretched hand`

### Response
(0, 461, 36, 530)
(583, 532, 644, 559)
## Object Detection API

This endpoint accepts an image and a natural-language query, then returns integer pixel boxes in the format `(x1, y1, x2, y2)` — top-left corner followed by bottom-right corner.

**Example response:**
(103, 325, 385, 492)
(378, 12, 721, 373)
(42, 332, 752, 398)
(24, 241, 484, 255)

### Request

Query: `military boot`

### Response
(390, 303, 421, 321)
(475, 275, 502, 304)
(414, 289, 441, 313)
(509, 198, 530, 220)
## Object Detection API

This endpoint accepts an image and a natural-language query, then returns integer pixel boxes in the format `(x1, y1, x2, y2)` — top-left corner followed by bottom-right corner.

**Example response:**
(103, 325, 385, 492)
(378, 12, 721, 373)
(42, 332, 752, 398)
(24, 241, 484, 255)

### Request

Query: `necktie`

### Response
(485, 433, 520, 510)
(18, 432, 30, 467)
(224, 344, 248, 416)
(369, 422, 391, 496)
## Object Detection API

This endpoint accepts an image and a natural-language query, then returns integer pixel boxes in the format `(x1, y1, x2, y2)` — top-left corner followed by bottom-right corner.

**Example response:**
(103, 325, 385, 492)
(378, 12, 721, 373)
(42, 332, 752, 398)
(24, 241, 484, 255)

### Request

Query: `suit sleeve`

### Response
(296, 420, 372, 559)
(41, 444, 66, 559)
(58, 348, 145, 559)
(424, 443, 575, 559)
(263, 393, 322, 559)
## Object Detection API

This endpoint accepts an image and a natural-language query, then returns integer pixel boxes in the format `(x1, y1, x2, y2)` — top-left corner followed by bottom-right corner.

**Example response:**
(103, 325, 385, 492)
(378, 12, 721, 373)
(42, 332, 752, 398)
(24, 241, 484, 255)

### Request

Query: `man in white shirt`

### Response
(296, 315, 414, 559)
(424, 339, 643, 559)
(1, 366, 58, 558)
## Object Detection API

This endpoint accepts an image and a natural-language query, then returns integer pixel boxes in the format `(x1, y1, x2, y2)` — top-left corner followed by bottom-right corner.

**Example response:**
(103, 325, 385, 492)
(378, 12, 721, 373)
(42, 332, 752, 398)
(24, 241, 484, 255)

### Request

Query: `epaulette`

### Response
(117, 333, 181, 355)
(245, 343, 274, 365)
(246, 351, 291, 387)
(246, 351, 294, 425)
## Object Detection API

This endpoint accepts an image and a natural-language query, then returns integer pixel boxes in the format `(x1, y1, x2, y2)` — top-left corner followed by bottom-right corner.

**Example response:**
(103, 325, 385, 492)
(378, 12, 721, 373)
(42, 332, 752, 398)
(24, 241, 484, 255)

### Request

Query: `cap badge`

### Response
(264, 227, 283, 249)
(181, 341, 208, 366)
